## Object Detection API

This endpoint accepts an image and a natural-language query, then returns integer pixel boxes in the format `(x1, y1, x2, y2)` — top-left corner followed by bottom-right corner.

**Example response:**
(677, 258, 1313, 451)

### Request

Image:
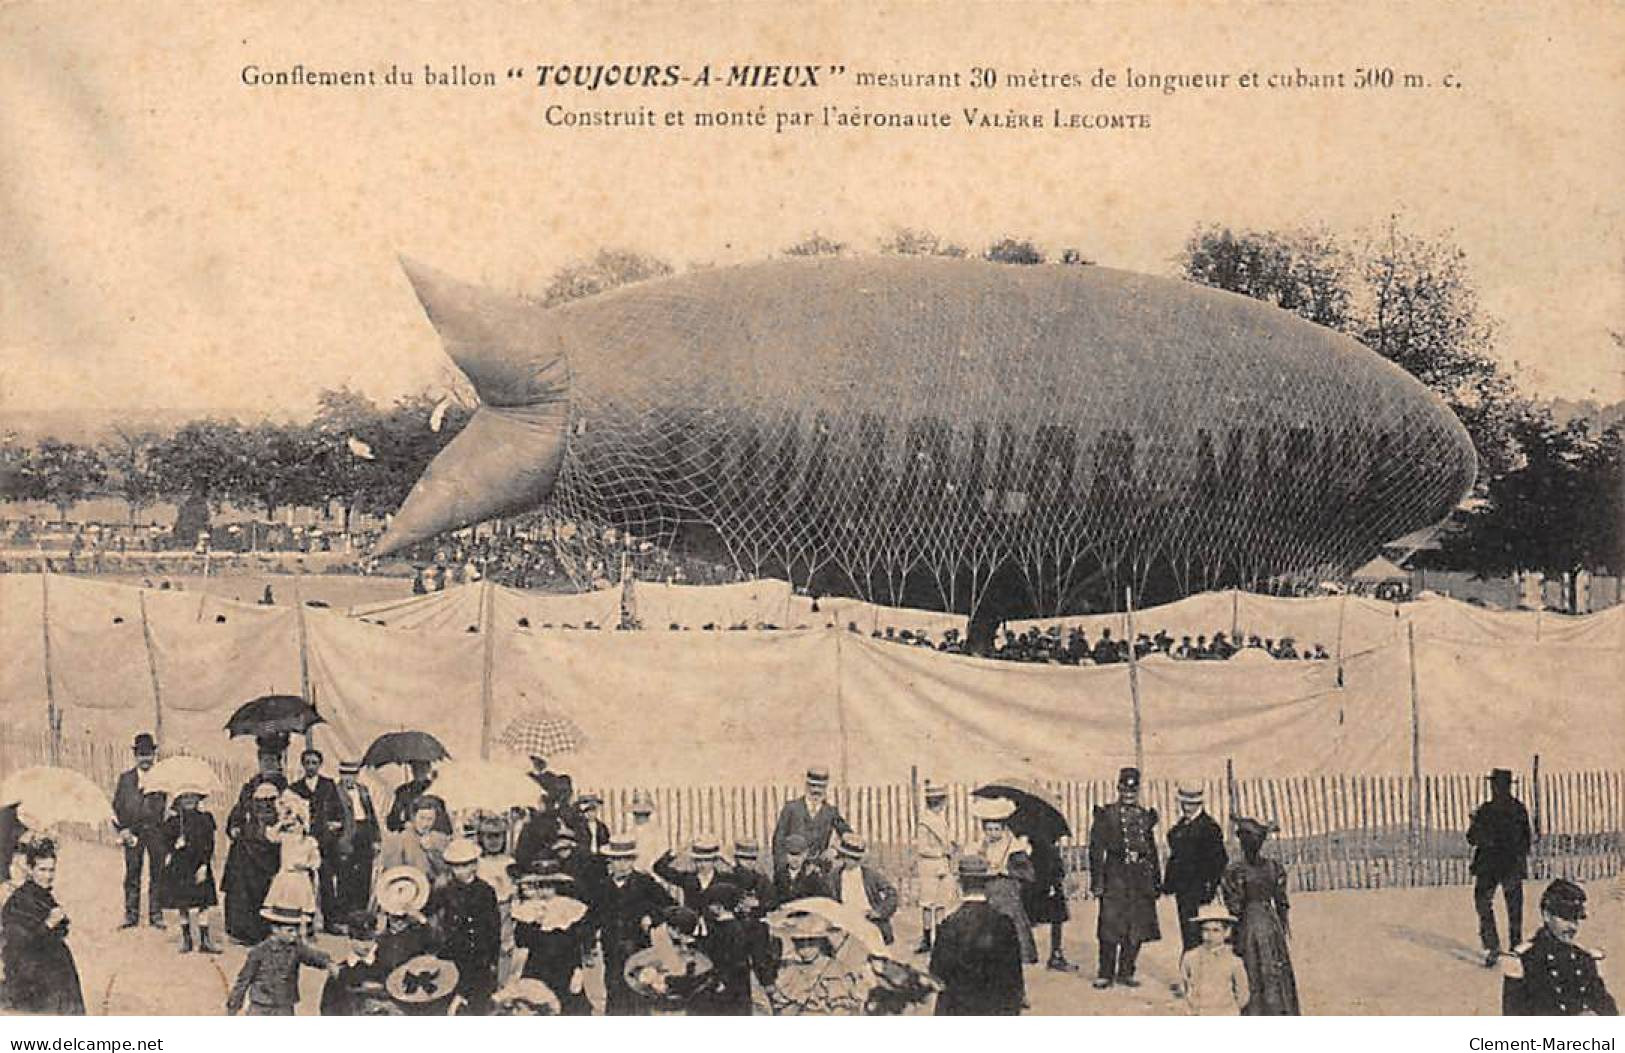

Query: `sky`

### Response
(1, 1, 1621, 417)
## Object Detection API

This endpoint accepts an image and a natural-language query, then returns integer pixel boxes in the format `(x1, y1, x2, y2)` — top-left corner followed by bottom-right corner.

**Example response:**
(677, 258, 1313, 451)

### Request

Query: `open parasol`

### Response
(767, 896, 888, 957)
(0, 767, 114, 828)
(225, 694, 323, 739)
(362, 730, 450, 768)
(972, 777, 1071, 839)
(144, 756, 223, 799)
(495, 710, 588, 759)
(431, 759, 539, 813)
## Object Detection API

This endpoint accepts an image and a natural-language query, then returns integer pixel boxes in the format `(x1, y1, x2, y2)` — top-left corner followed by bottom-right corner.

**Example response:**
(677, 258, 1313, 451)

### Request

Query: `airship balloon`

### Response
(377, 256, 1475, 638)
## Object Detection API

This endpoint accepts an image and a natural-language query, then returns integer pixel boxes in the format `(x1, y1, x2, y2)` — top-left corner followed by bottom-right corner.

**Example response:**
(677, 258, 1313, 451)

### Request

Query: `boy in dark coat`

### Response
(427, 838, 501, 1014)
(930, 856, 1024, 1015)
(1162, 782, 1228, 951)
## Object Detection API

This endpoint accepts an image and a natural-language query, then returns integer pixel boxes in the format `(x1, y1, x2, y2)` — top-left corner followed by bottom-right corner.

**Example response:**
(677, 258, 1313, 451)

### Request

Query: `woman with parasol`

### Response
(222, 781, 283, 945)
(969, 797, 1038, 964)
(368, 732, 452, 835)
(973, 778, 1073, 970)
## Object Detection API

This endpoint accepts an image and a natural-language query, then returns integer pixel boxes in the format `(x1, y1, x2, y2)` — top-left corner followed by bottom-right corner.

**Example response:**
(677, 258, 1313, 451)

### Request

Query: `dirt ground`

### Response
(34, 839, 1621, 1016)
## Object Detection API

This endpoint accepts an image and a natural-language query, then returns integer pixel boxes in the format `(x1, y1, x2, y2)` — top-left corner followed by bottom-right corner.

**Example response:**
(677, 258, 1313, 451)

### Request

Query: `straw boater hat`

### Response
(773, 911, 836, 941)
(338, 759, 364, 776)
(260, 902, 306, 926)
(1176, 781, 1205, 804)
(836, 832, 868, 859)
(375, 866, 431, 916)
(806, 765, 831, 787)
(629, 791, 655, 815)
(442, 838, 479, 866)
(923, 780, 948, 799)
(1191, 901, 1237, 927)
(603, 835, 638, 859)
(690, 836, 721, 862)
(733, 837, 760, 860)
(971, 796, 1016, 822)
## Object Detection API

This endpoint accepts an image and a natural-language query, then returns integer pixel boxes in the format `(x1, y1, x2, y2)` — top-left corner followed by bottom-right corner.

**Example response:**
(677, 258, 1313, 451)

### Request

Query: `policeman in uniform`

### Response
(1088, 766, 1161, 988)
(1502, 878, 1616, 1016)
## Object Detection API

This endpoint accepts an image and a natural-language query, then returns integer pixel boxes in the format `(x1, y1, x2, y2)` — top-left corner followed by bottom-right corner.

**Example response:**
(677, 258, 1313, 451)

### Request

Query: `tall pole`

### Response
(1335, 590, 1348, 688)
(1126, 586, 1144, 773)
(40, 571, 60, 765)
(292, 573, 314, 751)
(1230, 589, 1240, 642)
(1406, 622, 1422, 867)
(479, 578, 498, 760)
(138, 591, 164, 742)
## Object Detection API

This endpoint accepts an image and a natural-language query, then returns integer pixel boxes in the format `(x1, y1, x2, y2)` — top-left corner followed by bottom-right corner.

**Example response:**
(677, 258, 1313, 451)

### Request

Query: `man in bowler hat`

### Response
(1468, 768, 1533, 967)
(112, 733, 167, 928)
(1088, 766, 1161, 988)
(1163, 781, 1228, 951)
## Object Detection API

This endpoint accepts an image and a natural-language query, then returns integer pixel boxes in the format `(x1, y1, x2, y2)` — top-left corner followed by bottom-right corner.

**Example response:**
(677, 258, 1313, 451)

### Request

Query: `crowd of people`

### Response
(0, 737, 1615, 1018)
(875, 624, 1332, 664)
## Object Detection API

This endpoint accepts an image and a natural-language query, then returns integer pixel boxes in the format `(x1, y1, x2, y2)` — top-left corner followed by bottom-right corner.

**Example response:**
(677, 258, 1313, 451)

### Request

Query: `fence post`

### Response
(1335, 591, 1347, 689)
(1225, 758, 1238, 820)
(1126, 587, 1143, 773)
(479, 579, 497, 760)
(1406, 623, 1422, 880)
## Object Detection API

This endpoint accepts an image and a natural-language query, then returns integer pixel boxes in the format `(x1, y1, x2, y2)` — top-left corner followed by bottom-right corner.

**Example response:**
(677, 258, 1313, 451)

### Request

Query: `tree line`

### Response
(1, 227, 1618, 581)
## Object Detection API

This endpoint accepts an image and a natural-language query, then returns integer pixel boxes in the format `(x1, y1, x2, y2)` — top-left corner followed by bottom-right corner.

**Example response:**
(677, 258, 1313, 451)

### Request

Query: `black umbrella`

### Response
(362, 731, 450, 768)
(972, 777, 1070, 840)
(225, 694, 324, 739)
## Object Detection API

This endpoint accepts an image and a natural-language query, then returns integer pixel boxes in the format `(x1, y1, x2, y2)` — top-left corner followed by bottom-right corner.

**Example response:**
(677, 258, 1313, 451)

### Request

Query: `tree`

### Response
(537, 248, 674, 308)
(22, 439, 106, 522)
(783, 232, 847, 257)
(877, 228, 967, 258)
(983, 237, 1045, 265)
(1177, 221, 1522, 480)
(237, 421, 325, 522)
(100, 429, 162, 523)
(149, 419, 251, 513)
(311, 386, 382, 533)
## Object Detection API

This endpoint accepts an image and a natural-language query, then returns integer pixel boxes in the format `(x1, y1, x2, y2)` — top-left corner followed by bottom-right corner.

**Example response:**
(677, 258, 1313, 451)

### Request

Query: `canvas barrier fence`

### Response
(3, 574, 1621, 788)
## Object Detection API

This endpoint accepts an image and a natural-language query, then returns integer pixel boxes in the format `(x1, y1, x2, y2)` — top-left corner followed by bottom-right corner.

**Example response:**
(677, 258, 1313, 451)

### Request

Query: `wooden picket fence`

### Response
(3, 727, 1617, 898)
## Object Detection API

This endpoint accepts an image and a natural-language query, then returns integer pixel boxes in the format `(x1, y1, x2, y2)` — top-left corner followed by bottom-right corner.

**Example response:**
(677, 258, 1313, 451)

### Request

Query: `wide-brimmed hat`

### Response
(836, 832, 867, 859)
(1488, 768, 1514, 784)
(443, 837, 479, 866)
(772, 911, 835, 941)
(1191, 901, 1237, 927)
(493, 978, 560, 1014)
(386, 955, 460, 1005)
(260, 902, 305, 925)
(375, 865, 431, 916)
(971, 796, 1015, 822)
(1234, 816, 1276, 840)
(512, 858, 574, 887)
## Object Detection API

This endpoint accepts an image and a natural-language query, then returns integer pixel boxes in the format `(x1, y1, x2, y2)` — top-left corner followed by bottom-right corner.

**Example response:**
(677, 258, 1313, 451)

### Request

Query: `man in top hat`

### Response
(930, 856, 1025, 1016)
(1502, 878, 1616, 1016)
(1162, 781, 1228, 951)
(772, 833, 831, 904)
(772, 765, 852, 868)
(112, 732, 168, 929)
(288, 747, 344, 932)
(723, 837, 776, 917)
(1088, 766, 1162, 988)
(597, 835, 675, 1015)
(914, 780, 958, 953)
(654, 835, 727, 913)
(427, 837, 501, 1015)
(1468, 768, 1533, 967)
(330, 759, 380, 928)
(827, 832, 899, 945)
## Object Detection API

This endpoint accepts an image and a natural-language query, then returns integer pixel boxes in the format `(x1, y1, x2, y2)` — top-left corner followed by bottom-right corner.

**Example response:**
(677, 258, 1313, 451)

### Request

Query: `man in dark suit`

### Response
(112, 732, 167, 929)
(386, 760, 451, 834)
(1162, 781, 1228, 950)
(723, 837, 775, 916)
(825, 833, 899, 945)
(288, 747, 344, 931)
(330, 758, 380, 928)
(771, 834, 830, 904)
(653, 836, 727, 913)
(596, 836, 674, 1015)
(770, 766, 850, 867)
(930, 856, 1024, 1015)
(1470, 768, 1534, 967)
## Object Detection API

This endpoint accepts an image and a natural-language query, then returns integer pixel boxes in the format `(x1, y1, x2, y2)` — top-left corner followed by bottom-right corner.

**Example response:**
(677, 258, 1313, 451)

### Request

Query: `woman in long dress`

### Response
(510, 864, 593, 1015)
(973, 798, 1038, 964)
(1, 837, 85, 1015)
(222, 782, 282, 944)
(1220, 817, 1300, 1015)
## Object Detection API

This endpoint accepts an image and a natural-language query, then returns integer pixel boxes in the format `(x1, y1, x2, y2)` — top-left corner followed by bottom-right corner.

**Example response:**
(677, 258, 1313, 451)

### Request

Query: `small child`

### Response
(271, 792, 320, 936)
(320, 910, 388, 1016)
(1179, 902, 1250, 1015)
(225, 901, 335, 1015)
(159, 790, 222, 954)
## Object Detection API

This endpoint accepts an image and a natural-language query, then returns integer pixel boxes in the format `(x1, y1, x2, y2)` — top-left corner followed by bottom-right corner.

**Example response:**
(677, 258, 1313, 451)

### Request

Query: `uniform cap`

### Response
(1540, 878, 1587, 920)
(1117, 767, 1142, 789)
